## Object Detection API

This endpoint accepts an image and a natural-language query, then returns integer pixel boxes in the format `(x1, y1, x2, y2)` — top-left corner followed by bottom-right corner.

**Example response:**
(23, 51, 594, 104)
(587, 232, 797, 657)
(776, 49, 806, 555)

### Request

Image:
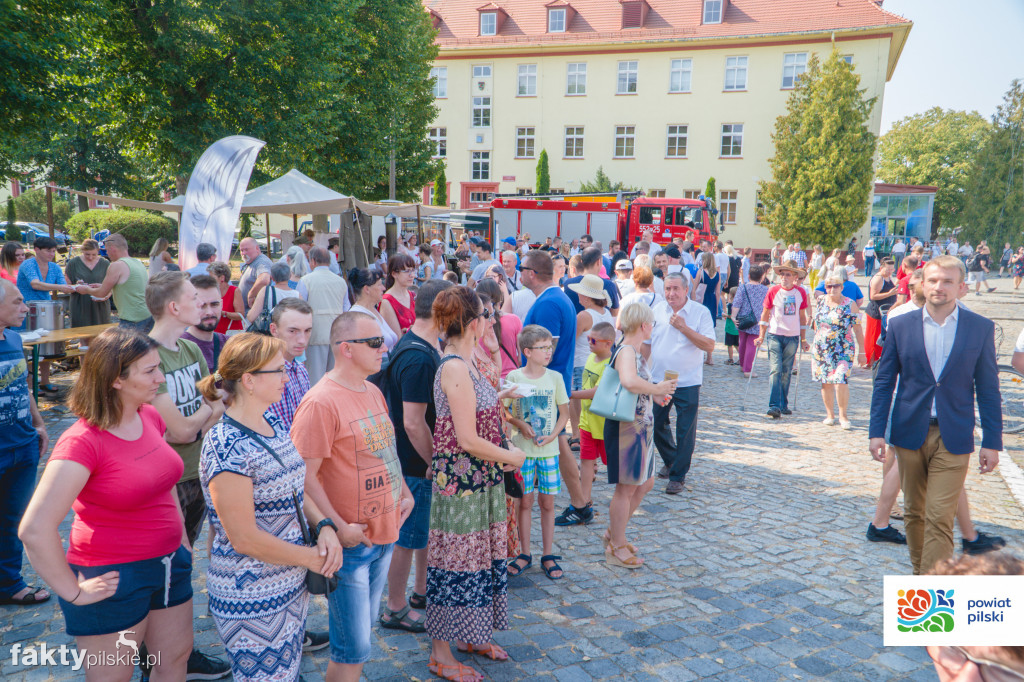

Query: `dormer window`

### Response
(703, 0, 724, 24)
(619, 0, 649, 29)
(480, 12, 496, 35)
(549, 8, 566, 32)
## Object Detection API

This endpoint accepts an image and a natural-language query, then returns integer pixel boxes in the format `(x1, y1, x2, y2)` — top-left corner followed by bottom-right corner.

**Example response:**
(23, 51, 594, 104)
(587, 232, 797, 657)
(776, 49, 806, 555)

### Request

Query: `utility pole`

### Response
(388, 147, 396, 201)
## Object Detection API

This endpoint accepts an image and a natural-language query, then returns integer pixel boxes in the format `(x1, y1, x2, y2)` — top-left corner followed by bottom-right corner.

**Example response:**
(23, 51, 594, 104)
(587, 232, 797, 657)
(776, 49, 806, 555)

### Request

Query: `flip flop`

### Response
(378, 604, 425, 632)
(0, 586, 51, 606)
(506, 553, 531, 577)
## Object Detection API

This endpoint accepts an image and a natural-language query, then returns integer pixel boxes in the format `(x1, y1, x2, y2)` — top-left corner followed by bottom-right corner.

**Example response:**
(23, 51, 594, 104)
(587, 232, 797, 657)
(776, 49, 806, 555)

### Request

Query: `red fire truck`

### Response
(490, 194, 718, 251)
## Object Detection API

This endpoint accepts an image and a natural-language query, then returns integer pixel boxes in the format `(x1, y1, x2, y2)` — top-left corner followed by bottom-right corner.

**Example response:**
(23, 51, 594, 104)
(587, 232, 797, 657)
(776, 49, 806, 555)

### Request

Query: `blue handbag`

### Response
(588, 345, 638, 422)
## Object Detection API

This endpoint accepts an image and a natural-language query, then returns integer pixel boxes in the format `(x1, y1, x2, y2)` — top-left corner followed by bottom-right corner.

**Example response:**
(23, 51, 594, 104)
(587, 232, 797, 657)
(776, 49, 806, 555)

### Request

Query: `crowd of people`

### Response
(0, 225, 1018, 681)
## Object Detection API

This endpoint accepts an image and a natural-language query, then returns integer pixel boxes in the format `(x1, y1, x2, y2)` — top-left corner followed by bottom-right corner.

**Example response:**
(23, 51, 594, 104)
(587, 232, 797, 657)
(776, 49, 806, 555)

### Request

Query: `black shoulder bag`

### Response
(250, 286, 278, 335)
(222, 415, 337, 595)
(735, 285, 759, 331)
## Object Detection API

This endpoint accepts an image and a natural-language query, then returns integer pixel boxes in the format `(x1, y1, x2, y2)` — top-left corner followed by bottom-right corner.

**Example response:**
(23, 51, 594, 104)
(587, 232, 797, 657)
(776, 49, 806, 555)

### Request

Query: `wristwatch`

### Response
(313, 518, 338, 540)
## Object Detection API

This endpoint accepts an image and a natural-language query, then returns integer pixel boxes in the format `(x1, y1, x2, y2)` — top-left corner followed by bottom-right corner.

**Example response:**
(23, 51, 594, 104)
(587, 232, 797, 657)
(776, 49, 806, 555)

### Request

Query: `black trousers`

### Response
(652, 385, 701, 483)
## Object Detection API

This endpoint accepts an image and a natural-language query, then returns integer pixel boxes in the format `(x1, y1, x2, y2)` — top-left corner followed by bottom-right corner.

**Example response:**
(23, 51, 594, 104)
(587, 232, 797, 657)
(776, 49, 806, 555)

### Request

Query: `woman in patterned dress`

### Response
(812, 273, 864, 430)
(426, 286, 526, 682)
(198, 334, 342, 681)
(1012, 248, 1024, 290)
(603, 304, 675, 570)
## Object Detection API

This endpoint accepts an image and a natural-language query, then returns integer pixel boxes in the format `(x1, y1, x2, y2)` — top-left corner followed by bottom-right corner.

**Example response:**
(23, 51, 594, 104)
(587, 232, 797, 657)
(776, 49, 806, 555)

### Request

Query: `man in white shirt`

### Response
(946, 239, 959, 257)
(501, 250, 522, 291)
(713, 242, 731, 289)
(958, 241, 974, 263)
(644, 273, 715, 494)
(629, 228, 662, 259)
(891, 238, 907, 269)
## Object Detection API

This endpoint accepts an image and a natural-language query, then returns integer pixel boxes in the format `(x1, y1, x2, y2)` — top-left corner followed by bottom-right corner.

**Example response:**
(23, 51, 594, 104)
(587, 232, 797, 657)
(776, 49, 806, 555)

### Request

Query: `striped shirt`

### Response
(267, 359, 310, 431)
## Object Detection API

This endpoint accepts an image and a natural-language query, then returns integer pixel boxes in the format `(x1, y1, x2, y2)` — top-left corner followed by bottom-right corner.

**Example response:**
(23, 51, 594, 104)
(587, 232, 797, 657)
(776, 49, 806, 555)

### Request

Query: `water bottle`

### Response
(529, 404, 544, 445)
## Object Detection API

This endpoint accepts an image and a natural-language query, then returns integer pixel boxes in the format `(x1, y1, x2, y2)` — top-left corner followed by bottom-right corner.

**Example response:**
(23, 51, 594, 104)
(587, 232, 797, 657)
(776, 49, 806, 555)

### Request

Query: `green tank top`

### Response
(113, 257, 151, 322)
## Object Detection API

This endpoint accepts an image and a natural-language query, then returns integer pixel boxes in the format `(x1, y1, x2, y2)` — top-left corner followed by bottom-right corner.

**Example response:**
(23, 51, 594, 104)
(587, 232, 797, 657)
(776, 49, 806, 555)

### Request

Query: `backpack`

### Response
(368, 338, 433, 411)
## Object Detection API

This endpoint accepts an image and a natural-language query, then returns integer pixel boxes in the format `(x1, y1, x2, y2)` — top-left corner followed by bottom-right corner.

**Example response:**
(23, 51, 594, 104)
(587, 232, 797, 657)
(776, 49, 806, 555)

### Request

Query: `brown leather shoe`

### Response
(657, 466, 670, 480)
(665, 481, 684, 495)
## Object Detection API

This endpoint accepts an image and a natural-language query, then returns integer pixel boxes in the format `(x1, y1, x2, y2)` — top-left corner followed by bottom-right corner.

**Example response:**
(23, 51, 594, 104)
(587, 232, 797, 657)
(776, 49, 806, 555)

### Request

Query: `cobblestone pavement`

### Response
(4, 277, 1024, 681)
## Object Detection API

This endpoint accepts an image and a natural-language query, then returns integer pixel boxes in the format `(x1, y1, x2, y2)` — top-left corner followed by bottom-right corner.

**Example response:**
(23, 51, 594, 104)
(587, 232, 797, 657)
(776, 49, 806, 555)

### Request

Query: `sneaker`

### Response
(766, 408, 781, 419)
(554, 503, 594, 526)
(781, 408, 792, 415)
(988, 287, 998, 293)
(302, 630, 330, 652)
(866, 523, 907, 545)
(186, 650, 231, 681)
(962, 531, 1006, 555)
(976, 292, 982, 296)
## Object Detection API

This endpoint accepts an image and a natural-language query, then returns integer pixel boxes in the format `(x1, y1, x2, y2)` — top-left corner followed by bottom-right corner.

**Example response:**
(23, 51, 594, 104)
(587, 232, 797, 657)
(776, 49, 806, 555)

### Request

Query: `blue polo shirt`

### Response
(814, 280, 864, 302)
(522, 286, 576, 394)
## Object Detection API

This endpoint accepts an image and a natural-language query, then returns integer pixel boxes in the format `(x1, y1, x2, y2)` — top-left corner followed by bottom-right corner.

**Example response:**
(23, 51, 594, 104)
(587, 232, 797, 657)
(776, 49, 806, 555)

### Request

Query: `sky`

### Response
(879, 0, 1024, 133)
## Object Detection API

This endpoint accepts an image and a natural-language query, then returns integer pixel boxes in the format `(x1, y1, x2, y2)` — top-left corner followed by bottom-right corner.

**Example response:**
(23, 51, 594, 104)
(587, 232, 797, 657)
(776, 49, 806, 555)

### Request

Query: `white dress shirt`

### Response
(922, 304, 959, 417)
(646, 298, 716, 388)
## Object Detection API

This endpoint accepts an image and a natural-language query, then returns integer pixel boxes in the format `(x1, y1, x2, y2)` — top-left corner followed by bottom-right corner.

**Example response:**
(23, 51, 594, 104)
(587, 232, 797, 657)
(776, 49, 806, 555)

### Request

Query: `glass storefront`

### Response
(870, 192, 934, 249)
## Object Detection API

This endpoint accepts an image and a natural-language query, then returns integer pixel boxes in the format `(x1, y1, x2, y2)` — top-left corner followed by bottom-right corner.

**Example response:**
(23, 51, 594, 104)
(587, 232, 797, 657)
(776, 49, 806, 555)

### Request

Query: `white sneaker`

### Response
(840, 419, 852, 430)
(822, 417, 836, 426)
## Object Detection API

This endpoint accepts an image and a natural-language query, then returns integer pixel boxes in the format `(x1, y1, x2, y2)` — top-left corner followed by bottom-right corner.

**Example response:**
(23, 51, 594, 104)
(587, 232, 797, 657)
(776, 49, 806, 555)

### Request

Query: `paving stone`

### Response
(794, 656, 836, 676)
(683, 656, 726, 676)
(553, 664, 592, 682)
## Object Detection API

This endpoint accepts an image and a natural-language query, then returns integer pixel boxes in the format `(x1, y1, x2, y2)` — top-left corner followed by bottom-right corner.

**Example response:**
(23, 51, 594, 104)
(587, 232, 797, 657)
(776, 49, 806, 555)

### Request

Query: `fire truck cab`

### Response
(623, 196, 718, 250)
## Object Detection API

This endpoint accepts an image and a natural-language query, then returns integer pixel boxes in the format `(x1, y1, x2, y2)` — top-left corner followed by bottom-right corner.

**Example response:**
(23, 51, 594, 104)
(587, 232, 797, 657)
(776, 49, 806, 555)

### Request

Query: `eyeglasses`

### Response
(929, 646, 1024, 681)
(334, 336, 385, 348)
(251, 368, 286, 375)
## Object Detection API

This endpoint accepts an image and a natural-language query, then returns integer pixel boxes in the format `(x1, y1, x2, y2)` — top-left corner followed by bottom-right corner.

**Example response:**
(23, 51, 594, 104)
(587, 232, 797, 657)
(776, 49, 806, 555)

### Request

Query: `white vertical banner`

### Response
(178, 135, 266, 270)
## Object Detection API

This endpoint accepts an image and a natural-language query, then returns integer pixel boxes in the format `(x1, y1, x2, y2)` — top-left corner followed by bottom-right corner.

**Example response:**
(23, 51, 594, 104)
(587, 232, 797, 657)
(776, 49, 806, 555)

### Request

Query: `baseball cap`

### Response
(430, 239, 443, 246)
(615, 259, 633, 270)
(502, 236, 517, 246)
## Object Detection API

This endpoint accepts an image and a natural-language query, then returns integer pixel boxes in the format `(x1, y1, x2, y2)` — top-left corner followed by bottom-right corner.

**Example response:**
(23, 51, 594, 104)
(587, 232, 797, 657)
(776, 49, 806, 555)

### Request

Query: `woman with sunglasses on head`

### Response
(348, 267, 399, 354)
(381, 253, 417, 337)
(811, 273, 863, 429)
(198, 333, 342, 682)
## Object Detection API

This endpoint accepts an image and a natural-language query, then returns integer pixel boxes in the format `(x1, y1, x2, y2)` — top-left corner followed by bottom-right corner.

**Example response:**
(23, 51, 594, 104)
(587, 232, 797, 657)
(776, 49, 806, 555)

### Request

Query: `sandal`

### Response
(378, 604, 425, 632)
(605, 544, 644, 570)
(408, 591, 426, 609)
(429, 656, 482, 682)
(540, 555, 564, 581)
(38, 384, 60, 395)
(602, 531, 637, 554)
(567, 436, 580, 452)
(457, 642, 509, 660)
(0, 586, 51, 606)
(506, 553, 532, 577)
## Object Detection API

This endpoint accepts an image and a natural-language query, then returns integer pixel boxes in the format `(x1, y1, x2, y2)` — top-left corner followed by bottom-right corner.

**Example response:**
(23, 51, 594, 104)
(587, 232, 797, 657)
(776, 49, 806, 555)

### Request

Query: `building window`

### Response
(564, 126, 584, 158)
(430, 67, 447, 98)
(17, 179, 32, 194)
(682, 190, 701, 200)
(566, 62, 587, 95)
(480, 12, 497, 35)
(842, 55, 854, 65)
(427, 185, 435, 205)
(516, 127, 536, 158)
(472, 152, 490, 180)
(648, 189, 666, 198)
(721, 123, 743, 157)
(666, 125, 688, 157)
(669, 58, 692, 93)
(616, 61, 638, 94)
(549, 188, 566, 195)
(517, 64, 537, 96)
(703, 0, 723, 24)
(472, 97, 491, 127)
(470, 191, 494, 203)
(614, 125, 635, 158)
(548, 8, 566, 32)
(720, 191, 737, 224)
(473, 65, 492, 78)
(428, 127, 447, 158)
(517, 188, 532, 195)
(782, 52, 808, 88)
(724, 56, 747, 91)
(754, 191, 765, 224)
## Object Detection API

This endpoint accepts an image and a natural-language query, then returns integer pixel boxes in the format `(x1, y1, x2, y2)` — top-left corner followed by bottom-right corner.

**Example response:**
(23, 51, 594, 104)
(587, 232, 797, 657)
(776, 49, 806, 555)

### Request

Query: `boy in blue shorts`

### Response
(505, 324, 570, 580)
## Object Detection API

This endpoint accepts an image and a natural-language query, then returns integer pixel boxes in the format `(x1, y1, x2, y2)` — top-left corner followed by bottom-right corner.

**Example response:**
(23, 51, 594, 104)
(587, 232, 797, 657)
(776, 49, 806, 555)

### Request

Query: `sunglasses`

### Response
(588, 337, 611, 345)
(479, 309, 493, 320)
(334, 336, 385, 348)
(825, 284, 842, 289)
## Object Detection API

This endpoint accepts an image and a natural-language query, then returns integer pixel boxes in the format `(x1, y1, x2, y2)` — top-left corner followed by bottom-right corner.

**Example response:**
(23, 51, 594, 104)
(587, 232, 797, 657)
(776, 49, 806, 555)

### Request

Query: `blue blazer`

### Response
(869, 305, 1002, 455)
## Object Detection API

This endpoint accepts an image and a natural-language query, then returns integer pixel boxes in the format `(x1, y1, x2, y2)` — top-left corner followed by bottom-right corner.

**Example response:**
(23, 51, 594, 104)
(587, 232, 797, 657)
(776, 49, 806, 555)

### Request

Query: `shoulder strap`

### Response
(212, 334, 222, 369)
(223, 415, 284, 468)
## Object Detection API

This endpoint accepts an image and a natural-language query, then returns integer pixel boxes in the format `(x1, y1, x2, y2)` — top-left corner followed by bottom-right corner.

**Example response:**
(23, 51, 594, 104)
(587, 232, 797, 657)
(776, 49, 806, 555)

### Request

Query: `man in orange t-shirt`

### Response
(292, 311, 413, 682)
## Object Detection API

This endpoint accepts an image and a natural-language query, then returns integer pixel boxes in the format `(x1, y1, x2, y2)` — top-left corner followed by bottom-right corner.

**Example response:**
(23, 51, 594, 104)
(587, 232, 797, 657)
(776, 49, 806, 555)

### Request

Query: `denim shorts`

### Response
(397, 476, 432, 551)
(327, 542, 394, 664)
(521, 456, 561, 495)
(572, 365, 585, 391)
(60, 545, 193, 637)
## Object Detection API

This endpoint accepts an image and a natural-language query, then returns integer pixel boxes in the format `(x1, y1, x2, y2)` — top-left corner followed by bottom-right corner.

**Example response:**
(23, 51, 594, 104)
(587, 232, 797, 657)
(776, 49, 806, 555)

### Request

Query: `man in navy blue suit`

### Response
(869, 255, 1002, 575)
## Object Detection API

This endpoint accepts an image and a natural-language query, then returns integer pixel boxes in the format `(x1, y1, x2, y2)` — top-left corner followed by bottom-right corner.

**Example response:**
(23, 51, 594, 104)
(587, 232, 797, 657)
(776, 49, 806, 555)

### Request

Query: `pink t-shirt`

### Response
(483, 312, 523, 379)
(50, 405, 185, 566)
(764, 284, 808, 337)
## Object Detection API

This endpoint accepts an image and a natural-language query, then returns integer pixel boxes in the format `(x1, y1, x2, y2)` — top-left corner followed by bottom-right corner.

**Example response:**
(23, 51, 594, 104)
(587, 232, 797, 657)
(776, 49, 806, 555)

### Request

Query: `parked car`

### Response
(0, 221, 70, 245)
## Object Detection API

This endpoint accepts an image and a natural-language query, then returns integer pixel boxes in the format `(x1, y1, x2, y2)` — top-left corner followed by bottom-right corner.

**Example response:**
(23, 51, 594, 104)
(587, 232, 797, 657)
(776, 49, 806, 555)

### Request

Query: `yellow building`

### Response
(421, 0, 912, 247)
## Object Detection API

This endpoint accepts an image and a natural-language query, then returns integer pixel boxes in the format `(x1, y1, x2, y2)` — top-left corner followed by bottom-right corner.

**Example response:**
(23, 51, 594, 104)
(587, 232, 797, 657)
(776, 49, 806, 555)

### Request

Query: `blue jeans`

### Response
(652, 385, 701, 482)
(864, 256, 875, 277)
(327, 542, 394, 664)
(767, 334, 799, 412)
(0, 440, 40, 596)
(397, 476, 432, 551)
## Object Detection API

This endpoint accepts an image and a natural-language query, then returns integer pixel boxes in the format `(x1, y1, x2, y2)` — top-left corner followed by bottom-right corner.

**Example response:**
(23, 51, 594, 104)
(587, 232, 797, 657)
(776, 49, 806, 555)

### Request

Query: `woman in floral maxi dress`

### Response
(426, 286, 526, 682)
(811, 273, 863, 429)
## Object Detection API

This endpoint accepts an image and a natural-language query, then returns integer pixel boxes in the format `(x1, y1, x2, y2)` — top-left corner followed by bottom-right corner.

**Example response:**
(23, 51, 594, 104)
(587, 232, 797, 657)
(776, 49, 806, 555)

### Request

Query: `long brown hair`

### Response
(197, 332, 285, 402)
(68, 328, 161, 430)
(432, 285, 481, 340)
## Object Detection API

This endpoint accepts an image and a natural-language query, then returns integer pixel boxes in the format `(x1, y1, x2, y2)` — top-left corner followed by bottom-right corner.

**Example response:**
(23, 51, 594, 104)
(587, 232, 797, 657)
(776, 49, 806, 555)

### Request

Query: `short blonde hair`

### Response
(618, 302, 654, 335)
(925, 255, 966, 282)
(823, 273, 844, 288)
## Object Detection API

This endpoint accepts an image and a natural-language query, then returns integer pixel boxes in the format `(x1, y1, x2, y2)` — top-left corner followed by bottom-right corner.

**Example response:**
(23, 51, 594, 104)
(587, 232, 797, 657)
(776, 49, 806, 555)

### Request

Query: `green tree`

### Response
(12, 189, 73, 230)
(961, 80, 1024, 247)
(579, 166, 635, 193)
(433, 164, 448, 207)
(705, 177, 717, 203)
(5, 198, 20, 242)
(759, 50, 877, 249)
(877, 107, 990, 233)
(536, 150, 550, 194)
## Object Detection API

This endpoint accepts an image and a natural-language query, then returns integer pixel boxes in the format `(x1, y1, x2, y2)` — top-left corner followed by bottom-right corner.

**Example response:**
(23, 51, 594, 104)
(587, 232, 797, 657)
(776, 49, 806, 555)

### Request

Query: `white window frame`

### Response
(428, 127, 446, 158)
(566, 62, 587, 95)
(473, 65, 492, 78)
(782, 52, 808, 89)
(669, 58, 692, 93)
(614, 125, 636, 158)
(480, 12, 497, 36)
(430, 67, 447, 98)
(648, 189, 666, 198)
(548, 8, 566, 32)
(471, 151, 491, 181)
(616, 61, 638, 95)
(721, 123, 743, 157)
(703, 0, 723, 24)
(666, 125, 688, 158)
(724, 56, 747, 91)
(720, 190, 737, 224)
(564, 126, 584, 158)
(517, 64, 537, 96)
(427, 185, 435, 205)
(471, 97, 491, 128)
(515, 126, 536, 158)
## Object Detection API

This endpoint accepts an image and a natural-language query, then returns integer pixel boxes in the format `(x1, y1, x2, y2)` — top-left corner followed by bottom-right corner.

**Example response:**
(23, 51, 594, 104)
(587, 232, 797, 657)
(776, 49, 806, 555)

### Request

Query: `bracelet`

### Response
(69, 587, 82, 604)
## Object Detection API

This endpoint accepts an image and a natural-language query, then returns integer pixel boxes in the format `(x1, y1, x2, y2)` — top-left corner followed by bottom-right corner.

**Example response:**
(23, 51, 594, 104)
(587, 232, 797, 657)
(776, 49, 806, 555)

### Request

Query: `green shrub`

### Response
(12, 189, 73, 230)
(66, 209, 177, 256)
(4, 198, 20, 242)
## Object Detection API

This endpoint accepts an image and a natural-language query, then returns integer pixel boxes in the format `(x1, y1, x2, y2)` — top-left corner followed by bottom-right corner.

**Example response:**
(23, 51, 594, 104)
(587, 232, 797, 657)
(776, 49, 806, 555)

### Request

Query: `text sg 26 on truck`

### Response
(491, 195, 719, 250)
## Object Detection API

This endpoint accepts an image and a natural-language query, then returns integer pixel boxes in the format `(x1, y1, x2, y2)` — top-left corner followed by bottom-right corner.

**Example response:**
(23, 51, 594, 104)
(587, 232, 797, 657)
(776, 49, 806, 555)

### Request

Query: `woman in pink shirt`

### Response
(19, 328, 193, 681)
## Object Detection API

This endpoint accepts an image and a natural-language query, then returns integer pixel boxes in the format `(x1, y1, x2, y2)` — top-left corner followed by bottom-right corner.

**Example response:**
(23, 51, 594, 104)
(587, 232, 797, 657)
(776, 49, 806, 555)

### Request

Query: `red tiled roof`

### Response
(425, 0, 910, 48)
